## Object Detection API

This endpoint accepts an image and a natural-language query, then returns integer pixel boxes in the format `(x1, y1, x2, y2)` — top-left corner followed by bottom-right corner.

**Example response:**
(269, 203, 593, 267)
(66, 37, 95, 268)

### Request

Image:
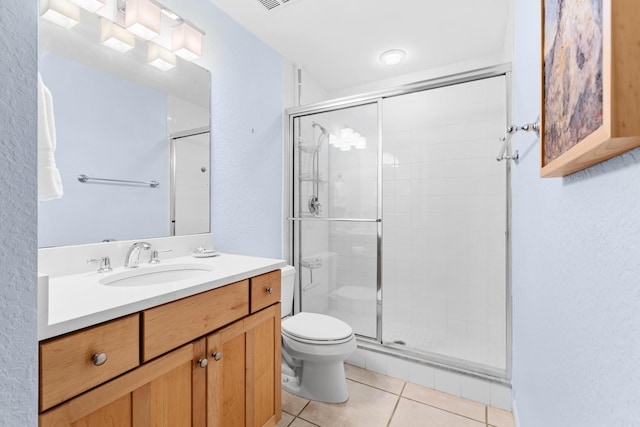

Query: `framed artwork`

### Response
(541, 0, 640, 177)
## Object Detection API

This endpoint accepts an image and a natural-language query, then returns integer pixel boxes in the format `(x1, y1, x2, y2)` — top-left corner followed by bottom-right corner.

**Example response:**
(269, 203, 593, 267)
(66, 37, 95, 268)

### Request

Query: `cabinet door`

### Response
(207, 321, 246, 427)
(245, 304, 281, 427)
(132, 359, 192, 426)
(206, 304, 281, 427)
(40, 345, 195, 427)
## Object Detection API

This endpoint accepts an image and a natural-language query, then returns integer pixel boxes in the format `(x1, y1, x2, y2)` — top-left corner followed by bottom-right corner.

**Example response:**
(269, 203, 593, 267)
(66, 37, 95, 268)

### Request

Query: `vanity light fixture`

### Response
(330, 127, 367, 151)
(68, 0, 105, 12)
(160, 7, 179, 20)
(125, 0, 161, 40)
(100, 18, 135, 52)
(354, 135, 367, 150)
(148, 42, 176, 71)
(171, 22, 203, 61)
(379, 49, 406, 66)
(40, 0, 81, 29)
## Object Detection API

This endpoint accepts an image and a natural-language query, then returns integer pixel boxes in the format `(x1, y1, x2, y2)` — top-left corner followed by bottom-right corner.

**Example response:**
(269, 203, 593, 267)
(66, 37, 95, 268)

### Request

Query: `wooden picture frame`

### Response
(541, 0, 640, 177)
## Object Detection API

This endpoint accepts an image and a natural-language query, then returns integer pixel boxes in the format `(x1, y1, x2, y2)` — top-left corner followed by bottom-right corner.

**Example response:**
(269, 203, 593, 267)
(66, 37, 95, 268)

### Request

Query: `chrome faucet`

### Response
(124, 242, 152, 268)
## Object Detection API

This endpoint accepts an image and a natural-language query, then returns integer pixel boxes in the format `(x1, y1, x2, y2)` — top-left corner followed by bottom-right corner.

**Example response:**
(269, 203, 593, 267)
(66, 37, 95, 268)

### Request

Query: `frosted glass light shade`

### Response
(172, 22, 203, 61)
(148, 43, 176, 71)
(125, 0, 161, 40)
(101, 18, 135, 52)
(379, 49, 406, 66)
(40, 0, 81, 29)
(355, 136, 367, 149)
(340, 128, 354, 140)
(68, 0, 105, 12)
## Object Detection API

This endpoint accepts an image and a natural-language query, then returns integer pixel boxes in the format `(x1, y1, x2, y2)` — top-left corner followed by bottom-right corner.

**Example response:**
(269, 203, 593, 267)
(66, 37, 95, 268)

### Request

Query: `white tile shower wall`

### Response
(381, 76, 508, 370)
(347, 347, 512, 410)
(327, 224, 378, 337)
(302, 250, 340, 315)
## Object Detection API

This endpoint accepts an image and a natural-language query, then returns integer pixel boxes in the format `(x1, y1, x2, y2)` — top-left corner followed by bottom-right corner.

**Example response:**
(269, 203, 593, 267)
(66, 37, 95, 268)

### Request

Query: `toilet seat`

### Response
(282, 312, 353, 344)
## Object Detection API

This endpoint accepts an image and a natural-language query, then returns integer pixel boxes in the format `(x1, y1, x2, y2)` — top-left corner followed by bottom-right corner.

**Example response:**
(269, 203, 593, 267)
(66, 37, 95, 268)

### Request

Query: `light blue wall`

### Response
(0, 0, 280, 421)
(512, 1, 640, 426)
(38, 52, 169, 247)
(0, 0, 38, 424)
(205, 4, 283, 259)
(162, 0, 284, 259)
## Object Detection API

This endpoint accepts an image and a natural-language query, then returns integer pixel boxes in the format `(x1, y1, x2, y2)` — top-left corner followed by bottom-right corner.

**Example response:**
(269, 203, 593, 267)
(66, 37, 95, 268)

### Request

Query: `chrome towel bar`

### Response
(78, 174, 159, 188)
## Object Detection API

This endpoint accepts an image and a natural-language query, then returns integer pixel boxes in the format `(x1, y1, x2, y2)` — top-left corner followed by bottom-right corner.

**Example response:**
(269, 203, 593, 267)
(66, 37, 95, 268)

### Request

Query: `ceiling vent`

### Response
(256, 0, 301, 12)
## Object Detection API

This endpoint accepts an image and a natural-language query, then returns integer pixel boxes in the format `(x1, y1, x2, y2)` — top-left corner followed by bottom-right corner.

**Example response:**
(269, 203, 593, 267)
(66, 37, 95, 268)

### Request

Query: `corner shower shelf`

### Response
(298, 173, 326, 183)
(300, 257, 322, 269)
(298, 143, 321, 153)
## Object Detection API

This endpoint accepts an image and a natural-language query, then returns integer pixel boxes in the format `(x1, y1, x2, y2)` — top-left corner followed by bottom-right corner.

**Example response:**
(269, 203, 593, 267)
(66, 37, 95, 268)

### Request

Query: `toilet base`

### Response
(282, 360, 349, 403)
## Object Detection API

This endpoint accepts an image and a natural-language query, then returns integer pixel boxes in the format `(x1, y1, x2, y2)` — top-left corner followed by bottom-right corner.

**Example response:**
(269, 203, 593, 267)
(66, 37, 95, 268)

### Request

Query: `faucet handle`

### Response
(88, 256, 113, 273)
(149, 249, 172, 264)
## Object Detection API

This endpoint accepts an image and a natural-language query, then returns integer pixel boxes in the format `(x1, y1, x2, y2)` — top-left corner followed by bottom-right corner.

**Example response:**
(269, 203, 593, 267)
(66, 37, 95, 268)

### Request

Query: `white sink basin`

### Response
(100, 263, 214, 287)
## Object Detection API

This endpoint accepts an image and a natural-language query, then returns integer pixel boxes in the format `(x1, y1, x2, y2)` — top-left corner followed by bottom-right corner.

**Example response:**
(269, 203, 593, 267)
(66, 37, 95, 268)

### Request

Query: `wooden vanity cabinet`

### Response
(39, 271, 282, 427)
(40, 343, 196, 427)
(39, 314, 140, 412)
(204, 303, 281, 427)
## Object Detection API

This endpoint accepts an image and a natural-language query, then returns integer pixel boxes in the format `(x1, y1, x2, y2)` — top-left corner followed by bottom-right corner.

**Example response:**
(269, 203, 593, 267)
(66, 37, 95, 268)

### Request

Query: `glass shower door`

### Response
(292, 102, 380, 339)
(381, 76, 508, 371)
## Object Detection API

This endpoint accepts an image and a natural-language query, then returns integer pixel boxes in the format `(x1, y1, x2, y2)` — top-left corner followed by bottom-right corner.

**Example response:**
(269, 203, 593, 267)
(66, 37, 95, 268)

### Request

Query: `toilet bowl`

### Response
(280, 266, 357, 403)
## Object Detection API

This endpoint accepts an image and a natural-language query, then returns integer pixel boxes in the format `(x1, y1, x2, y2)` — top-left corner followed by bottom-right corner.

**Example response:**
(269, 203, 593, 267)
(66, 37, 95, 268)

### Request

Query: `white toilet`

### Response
(280, 265, 357, 403)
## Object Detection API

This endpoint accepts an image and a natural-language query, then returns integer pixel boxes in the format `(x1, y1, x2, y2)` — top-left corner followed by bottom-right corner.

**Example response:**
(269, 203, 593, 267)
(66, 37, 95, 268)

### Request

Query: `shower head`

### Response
(312, 121, 328, 135)
(311, 121, 329, 152)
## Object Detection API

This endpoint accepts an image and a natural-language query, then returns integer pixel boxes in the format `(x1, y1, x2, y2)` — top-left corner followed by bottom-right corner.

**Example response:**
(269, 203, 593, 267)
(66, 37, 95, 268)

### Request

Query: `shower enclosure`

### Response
(286, 65, 511, 378)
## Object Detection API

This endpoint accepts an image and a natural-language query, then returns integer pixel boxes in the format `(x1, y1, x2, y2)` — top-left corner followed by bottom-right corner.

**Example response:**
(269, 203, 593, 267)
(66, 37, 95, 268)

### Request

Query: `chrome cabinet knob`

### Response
(198, 358, 208, 368)
(92, 353, 108, 366)
(266, 287, 274, 294)
(212, 352, 222, 361)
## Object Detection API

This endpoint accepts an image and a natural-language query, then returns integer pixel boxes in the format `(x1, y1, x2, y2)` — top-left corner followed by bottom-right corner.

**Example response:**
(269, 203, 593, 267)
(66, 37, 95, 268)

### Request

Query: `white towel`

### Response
(38, 73, 63, 201)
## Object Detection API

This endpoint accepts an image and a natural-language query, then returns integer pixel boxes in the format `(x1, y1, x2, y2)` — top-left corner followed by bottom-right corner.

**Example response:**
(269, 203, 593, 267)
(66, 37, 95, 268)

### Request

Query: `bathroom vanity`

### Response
(38, 243, 286, 427)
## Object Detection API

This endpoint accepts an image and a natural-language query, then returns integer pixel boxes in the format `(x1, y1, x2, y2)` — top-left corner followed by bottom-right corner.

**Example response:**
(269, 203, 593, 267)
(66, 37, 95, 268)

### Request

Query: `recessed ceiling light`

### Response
(379, 49, 406, 66)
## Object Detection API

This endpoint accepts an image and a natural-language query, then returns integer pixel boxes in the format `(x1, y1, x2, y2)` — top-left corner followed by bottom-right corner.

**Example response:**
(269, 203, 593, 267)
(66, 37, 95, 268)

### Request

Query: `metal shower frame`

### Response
(283, 63, 513, 382)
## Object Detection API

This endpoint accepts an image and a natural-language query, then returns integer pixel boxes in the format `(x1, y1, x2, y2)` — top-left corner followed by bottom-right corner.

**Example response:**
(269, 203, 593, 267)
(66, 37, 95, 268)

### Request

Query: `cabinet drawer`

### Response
(250, 270, 281, 313)
(142, 280, 249, 362)
(39, 314, 139, 412)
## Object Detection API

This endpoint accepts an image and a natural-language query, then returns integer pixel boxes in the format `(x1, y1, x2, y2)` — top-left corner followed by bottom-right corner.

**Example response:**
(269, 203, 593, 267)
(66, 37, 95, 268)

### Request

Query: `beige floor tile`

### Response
(402, 382, 486, 423)
(389, 398, 485, 427)
(276, 412, 295, 427)
(290, 418, 320, 427)
(345, 363, 406, 395)
(299, 380, 399, 427)
(488, 406, 515, 427)
(282, 390, 310, 416)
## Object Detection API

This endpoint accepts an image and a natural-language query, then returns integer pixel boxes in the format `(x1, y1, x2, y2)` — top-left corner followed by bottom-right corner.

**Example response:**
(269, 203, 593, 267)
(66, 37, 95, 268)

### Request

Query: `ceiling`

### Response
(207, 0, 512, 94)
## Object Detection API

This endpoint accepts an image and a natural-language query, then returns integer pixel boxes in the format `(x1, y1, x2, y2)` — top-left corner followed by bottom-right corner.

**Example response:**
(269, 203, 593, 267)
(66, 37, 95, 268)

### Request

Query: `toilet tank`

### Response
(280, 265, 296, 318)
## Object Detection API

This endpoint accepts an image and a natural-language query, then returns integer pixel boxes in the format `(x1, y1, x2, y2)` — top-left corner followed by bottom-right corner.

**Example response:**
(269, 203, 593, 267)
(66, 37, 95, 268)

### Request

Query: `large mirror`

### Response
(38, 9, 211, 248)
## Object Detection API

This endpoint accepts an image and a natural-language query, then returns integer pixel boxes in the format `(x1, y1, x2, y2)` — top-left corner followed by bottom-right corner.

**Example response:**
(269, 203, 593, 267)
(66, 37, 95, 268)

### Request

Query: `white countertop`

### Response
(39, 253, 286, 341)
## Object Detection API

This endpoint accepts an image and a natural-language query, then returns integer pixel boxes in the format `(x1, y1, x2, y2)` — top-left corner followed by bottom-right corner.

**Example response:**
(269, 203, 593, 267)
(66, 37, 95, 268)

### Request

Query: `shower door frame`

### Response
(284, 63, 513, 381)
(169, 126, 211, 236)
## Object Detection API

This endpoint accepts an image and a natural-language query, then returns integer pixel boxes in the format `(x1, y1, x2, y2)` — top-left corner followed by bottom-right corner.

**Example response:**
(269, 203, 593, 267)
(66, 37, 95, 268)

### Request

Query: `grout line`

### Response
(399, 395, 488, 425)
(486, 405, 489, 427)
(298, 399, 311, 416)
(345, 377, 404, 396)
(385, 387, 404, 427)
(296, 416, 321, 427)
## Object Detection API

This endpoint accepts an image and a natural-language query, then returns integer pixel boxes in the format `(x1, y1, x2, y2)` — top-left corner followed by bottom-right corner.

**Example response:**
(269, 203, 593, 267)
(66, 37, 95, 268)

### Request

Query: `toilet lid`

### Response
(282, 312, 353, 342)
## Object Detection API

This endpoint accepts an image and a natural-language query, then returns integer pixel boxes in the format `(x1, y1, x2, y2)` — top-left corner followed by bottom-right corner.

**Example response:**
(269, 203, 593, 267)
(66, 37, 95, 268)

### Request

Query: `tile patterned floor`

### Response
(277, 364, 515, 427)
